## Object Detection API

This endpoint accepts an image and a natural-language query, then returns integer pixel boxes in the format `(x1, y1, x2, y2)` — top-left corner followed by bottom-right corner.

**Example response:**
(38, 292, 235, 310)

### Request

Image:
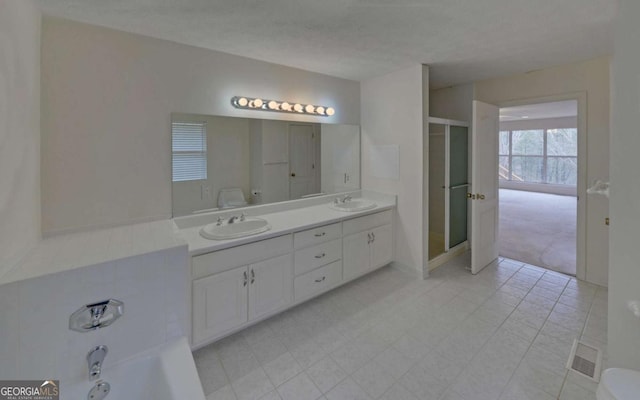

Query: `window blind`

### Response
(172, 121, 207, 182)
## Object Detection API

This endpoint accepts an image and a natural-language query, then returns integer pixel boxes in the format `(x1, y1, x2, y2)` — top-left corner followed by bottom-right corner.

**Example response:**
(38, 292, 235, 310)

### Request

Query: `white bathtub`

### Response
(62, 337, 205, 400)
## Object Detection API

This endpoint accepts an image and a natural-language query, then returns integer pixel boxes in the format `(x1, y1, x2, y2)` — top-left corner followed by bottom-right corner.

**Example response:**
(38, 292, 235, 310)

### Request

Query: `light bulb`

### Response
(238, 97, 248, 107)
(281, 102, 291, 111)
(326, 107, 335, 116)
(305, 104, 315, 113)
(254, 98, 263, 108)
(316, 106, 325, 115)
(268, 101, 279, 110)
(294, 103, 303, 112)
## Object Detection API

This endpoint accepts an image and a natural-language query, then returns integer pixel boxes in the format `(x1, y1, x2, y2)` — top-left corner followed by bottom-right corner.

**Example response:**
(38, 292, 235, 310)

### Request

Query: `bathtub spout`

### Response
(87, 345, 108, 381)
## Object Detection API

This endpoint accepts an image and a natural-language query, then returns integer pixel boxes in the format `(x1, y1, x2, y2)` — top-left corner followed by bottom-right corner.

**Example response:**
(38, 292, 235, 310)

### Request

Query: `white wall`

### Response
(0, 0, 41, 277)
(361, 65, 428, 277)
(320, 124, 361, 194)
(0, 246, 189, 383)
(41, 17, 360, 235)
(608, 0, 640, 370)
(431, 58, 610, 286)
(430, 83, 474, 123)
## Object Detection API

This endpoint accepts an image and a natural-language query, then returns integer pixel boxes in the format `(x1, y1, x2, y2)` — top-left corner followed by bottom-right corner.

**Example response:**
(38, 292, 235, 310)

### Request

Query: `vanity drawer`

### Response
(293, 222, 342, 249)
(342, 210, 392, 236)
(294, 260, 342, 302)
(294, 239, 342, 275)
(192, 234, 292, 279)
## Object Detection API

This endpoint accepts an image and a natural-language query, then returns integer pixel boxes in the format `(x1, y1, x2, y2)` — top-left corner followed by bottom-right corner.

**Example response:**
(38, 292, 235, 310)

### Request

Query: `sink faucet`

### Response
(228, 215, 239, 224)
(87, 345, 108, 381)
(342, 195, 352, 203)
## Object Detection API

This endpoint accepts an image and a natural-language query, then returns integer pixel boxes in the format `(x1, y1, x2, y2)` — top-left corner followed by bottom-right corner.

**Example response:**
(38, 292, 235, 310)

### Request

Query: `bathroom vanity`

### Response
(176, 194, 396, 348)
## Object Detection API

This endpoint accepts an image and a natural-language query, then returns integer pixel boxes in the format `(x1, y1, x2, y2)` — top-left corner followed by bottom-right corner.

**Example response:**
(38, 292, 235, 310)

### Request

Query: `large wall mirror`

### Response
(171, 113, 360, 217)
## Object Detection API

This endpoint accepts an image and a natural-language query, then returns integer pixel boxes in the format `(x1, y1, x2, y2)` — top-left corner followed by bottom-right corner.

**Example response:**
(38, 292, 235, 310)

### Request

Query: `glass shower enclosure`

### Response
(428, 117, 469, 261)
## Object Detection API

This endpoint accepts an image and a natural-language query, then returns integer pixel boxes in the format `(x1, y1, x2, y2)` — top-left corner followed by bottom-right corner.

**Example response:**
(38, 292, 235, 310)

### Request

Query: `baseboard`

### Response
(428, 241, 469, 271)
(390, 261, 424, 279)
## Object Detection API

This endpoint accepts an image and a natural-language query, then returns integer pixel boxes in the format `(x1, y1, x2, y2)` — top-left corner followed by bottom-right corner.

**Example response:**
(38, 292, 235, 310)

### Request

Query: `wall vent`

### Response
(566, 339, 602, 382)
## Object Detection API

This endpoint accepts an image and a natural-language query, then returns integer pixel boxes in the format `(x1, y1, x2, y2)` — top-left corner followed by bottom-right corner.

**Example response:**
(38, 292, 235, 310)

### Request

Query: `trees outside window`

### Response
(499, 128, 577, 185)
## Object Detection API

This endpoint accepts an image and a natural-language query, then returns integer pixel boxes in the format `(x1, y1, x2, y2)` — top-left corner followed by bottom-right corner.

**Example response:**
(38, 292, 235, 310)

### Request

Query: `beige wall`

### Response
(431, 57, 610, 286)
(41, 17, 360, 234)
(361, 65, 428, 277)
(0, 0, 41, 276)
(608, 0, 640, 370)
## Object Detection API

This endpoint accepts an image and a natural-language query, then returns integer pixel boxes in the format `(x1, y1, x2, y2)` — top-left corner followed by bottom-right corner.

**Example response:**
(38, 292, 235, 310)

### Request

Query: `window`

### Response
(172, 121, 207, 182)
(499, 128, 577, 185)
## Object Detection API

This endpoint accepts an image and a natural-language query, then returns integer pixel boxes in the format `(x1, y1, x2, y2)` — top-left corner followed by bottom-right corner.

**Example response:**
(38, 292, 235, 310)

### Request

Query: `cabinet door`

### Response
(248, 253, 293, 321)
(343, 230, 371, 280)
(371, 224, 393, 269)
(193, 266, 248, 345)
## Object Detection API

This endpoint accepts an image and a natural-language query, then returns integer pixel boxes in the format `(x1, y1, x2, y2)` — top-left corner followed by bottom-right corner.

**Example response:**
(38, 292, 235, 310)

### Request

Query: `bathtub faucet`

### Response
(87, 345, 108, 381)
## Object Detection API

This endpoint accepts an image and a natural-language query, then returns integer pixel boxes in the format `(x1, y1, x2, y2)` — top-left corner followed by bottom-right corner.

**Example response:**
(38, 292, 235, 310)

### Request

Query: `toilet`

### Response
(597, 368, 640, 400)
(217, 188, 248, 209)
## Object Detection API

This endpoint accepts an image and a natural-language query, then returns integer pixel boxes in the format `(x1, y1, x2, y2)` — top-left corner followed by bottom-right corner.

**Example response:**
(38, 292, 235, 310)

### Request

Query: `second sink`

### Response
(200, 217, 271, 240)
(329, 200, 377, 212)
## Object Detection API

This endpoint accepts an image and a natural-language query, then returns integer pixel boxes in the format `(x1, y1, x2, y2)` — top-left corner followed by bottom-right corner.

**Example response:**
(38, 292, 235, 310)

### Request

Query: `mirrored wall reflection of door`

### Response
(428, 121, 469, 261)
(289, 124, 319, 199)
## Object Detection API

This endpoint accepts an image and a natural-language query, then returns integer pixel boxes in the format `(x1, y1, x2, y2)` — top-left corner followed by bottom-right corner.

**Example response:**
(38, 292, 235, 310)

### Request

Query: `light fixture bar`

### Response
(231, 96, 335, 117)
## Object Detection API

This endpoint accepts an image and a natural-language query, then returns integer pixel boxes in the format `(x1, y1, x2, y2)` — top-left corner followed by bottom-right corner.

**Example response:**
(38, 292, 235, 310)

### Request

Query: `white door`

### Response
(343, 231, 370, 280)
(248, 254, 293, 321)
(289, 124, 317, 199)
(470, 101, 500, 274)
(192, 266, 248, 345)
(370, 224, 393, 269)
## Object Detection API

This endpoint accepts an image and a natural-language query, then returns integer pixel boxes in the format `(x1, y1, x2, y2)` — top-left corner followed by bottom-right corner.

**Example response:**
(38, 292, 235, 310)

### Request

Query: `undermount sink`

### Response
(328, 200, 377, 212)
(200, 217, 271, 240)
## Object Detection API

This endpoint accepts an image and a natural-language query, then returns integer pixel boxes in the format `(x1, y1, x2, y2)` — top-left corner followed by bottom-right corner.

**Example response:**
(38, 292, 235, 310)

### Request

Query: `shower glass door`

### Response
(448, 125, 468, 248)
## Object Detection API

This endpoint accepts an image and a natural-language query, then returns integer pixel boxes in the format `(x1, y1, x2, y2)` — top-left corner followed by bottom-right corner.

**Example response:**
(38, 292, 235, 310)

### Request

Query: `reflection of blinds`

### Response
(172, 122, 207, 182)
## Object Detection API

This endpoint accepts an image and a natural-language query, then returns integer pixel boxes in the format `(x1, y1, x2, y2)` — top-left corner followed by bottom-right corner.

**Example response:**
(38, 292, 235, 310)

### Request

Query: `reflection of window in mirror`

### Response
(172, 121, 207, 182)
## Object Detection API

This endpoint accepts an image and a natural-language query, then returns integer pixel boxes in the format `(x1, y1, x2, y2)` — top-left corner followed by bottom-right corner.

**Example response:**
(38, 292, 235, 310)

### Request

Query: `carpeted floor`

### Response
(499, 188, 576, 275)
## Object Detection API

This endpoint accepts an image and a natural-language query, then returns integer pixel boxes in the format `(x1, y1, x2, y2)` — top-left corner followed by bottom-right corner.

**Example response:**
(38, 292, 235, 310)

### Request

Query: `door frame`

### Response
(496, 92, 587, 281)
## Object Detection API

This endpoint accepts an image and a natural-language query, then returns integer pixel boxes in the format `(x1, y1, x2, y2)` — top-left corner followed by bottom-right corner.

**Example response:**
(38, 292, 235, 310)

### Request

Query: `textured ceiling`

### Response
(34, 0, 616, 88)
(500, 100, 578, 121)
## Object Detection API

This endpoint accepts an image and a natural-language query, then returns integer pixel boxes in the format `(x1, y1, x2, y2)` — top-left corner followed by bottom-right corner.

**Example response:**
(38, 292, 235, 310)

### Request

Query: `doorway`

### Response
(428, 118, 470, 269)
(497, 100, 578, 275)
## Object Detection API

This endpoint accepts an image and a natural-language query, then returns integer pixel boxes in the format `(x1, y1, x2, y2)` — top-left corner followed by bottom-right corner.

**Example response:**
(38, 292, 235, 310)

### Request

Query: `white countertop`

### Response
(0, 219, 187, 285)
(180, 197, 396, 256)
(0, 192, 396, 286)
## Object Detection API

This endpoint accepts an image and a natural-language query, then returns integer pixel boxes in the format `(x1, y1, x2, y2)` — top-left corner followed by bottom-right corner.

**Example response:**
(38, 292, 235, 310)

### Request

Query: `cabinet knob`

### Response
(314, 232, 326, 237)
(315, 253, 326, 259)
(314, 276, 326, 283)
(243, 271, 248, 286)
(250, 269, 255, 284)
(290, 173, 296, 177)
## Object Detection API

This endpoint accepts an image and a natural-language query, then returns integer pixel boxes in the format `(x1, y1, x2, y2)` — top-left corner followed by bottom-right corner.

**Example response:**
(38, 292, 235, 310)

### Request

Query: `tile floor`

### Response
(194, 253, 608, 400)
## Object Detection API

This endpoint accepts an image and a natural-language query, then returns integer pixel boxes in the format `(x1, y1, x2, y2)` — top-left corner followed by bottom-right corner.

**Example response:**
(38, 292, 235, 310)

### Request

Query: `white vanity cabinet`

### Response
(293, 222, 343, 302)
(342, 210, 393, 280)
(191, 235, 293, 346)
(189, 208, 395, 348)
(192, 266, 248, 345)
(248, 253, 293, 321)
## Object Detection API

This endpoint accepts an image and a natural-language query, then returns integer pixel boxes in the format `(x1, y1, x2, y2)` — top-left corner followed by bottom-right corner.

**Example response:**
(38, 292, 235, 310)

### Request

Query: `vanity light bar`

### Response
(231, 96, 335, 117)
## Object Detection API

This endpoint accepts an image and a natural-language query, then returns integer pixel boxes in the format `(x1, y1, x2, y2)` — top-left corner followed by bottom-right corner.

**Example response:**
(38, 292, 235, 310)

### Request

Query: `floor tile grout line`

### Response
(496, 260, 577, 400)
